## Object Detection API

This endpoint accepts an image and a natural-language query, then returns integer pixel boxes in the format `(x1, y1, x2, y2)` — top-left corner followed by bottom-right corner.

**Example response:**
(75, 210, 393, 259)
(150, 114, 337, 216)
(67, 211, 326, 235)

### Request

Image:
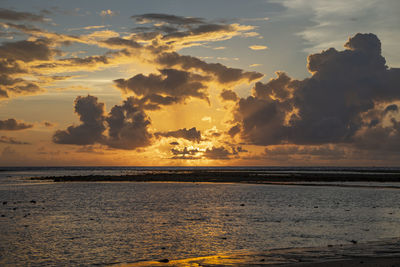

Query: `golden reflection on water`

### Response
(112, 253, 263, 267)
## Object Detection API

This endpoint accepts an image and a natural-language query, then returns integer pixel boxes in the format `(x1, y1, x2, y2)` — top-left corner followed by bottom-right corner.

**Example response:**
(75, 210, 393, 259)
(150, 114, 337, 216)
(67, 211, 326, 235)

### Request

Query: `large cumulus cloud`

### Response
(53, 95, 152, 150)
(234, 33, 400, 151)
(53, 95, 106, 145)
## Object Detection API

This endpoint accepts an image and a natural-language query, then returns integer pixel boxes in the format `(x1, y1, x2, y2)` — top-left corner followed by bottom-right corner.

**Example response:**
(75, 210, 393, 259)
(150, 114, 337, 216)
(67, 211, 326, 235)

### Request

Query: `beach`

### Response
(113, 239, 400, 266)
(1, 167, 400, 266)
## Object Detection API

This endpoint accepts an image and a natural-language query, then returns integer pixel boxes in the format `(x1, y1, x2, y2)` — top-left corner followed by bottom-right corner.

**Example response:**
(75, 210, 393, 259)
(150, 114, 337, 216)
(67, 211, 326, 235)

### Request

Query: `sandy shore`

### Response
(113, 239, 400, 266)
(286, 257, 400, 266)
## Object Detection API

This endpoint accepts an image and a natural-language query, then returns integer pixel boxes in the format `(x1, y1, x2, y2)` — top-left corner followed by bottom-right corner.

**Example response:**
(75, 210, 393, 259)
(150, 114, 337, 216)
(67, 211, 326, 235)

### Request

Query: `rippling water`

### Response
(1, 168, 400, 266)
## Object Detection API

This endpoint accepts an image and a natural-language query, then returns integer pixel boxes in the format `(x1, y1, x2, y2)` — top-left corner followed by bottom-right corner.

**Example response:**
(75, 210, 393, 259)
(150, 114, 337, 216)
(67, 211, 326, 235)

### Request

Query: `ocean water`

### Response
(1, 167, 400, 266)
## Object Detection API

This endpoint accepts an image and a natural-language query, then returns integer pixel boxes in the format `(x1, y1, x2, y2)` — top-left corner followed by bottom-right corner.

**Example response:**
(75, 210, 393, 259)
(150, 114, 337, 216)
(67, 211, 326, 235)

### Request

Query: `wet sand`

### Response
(287, 257, 400, 266)
(113, 239, 400, 266)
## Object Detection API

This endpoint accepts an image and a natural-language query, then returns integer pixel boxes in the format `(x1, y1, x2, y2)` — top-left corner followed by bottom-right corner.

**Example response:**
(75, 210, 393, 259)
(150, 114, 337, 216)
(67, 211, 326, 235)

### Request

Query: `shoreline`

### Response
(113, 238, 400, 266)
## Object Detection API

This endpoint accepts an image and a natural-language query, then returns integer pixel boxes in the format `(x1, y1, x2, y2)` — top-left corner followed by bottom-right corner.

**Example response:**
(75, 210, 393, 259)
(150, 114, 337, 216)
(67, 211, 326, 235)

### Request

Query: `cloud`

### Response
(0, 38, 58, 62)
(0, 8, 46, 22)
(156, 52, 263, 84)
(0, 37, 64, 98)
(228, 124, 241, 138)
(156, 127, 201, 142)
(132, 13, 204, 25)
(278, 0, 400, 65)
(53, 95, 152, 150)
(53, 95, 106, 145)
(233, 33, 400, 151)
(203, 146, 232, 160)
(68, 25, 108, 31)
(1, 13, 263, 102)
(130, 13, 258, 52)
(100, 10, 115, 17)
(105, 97, 152, 149)
(240, 17, 270, 22)
(114, 68, 210, 109)
(0, 118, 33, 130)
(249, 45, 268, 50)
(171, 146, 201, 159)
(220, 89, 238, 101)
(0, 136, 30, 145)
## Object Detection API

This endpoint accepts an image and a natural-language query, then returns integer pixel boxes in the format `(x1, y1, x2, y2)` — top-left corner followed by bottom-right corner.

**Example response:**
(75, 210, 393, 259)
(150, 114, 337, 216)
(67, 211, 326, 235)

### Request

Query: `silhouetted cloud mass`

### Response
(0, 8, 46, 22)
(203, 146, 232, 159)
(105, 97, 152, 149)
(0, 118, 33, 130)
(156, 52, 263, 84)
(53, 95, 152, 149)
(156, 127, 201, 142)
(220, 89, 238, 101)
(234, 33, 400, 151)
(114, 68, 210, 109)
(0, 38, 60, 98)
(53, 95, 106, 145)
(132, 13, 204, 25)
(0, 38, 57, 62)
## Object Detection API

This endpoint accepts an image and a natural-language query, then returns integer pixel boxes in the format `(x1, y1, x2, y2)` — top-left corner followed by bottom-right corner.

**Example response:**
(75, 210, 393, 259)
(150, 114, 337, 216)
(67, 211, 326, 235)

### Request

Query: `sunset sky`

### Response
(0, 0, 399, 166)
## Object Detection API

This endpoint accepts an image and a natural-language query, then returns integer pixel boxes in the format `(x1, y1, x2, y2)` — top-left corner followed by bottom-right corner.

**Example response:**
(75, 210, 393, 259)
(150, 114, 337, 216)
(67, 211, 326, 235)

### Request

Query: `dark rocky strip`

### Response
(30, 170, 400, 183)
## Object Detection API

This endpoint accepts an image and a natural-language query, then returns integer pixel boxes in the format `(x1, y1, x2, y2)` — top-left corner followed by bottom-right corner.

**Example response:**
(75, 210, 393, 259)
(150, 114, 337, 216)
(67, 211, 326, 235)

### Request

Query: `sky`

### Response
(0, 0, 399, 166)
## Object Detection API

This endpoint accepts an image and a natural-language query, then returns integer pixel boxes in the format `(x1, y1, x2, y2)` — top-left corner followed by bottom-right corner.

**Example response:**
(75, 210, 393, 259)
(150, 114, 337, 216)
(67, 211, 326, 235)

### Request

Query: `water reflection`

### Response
(1, 182, 400, 265)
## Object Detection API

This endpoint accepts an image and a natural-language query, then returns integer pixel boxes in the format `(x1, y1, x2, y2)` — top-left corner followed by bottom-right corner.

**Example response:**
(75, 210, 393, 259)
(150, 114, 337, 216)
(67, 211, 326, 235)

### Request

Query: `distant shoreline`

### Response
(31, 170, 400, 184)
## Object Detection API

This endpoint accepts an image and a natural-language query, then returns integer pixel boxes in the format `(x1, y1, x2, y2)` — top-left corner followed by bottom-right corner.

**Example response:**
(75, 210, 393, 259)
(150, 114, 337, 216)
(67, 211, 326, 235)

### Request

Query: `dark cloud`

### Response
(114, 68, 210, 108)
(162, 24, 237, 40)
(169, 141, 179, 146)
(53, 95, 106, 145)
(203, 146, 232, 160)
(156, 52, 263, 84)
(0, 8, 46, 22)
(101, 37, 142, 49)
(0, 38, 59, 98)
(171, 147, 200, 157)
(156, 127, 201, 142)
(105, 97, 152, 149)
(132, 13, 204, 26)
(263, 145, 347, 163)
(0, 136, 30, 145)
(220, 89, 238, 101)
(384, 104, 398, 114)
(228, 124, 241, 137)
(0, 38, 57, 62)
(53, 95, 152, 150)
(0, 118, 33, 130)
(234, 33, 400, 150)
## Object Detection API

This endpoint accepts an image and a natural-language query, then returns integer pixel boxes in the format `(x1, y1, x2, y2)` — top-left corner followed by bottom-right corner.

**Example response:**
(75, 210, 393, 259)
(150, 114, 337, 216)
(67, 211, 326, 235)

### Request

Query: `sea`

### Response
(1, 166, 400, 266)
